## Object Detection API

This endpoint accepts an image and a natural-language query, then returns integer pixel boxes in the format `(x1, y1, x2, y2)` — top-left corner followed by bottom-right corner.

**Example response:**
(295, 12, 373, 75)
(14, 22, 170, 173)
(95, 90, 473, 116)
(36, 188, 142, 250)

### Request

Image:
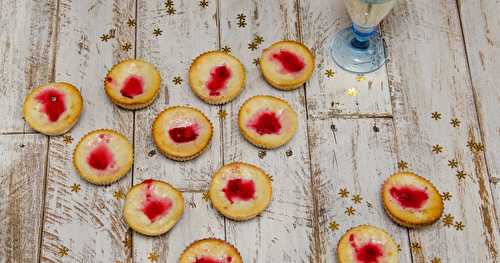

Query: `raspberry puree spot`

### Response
(142, 180, 173, 222)
(87, 143, 114, 170)
(390, 186, 429, 209)
(249, 111, 282, 135)
(120, 75, 144, 98)
(35, 88, 66, 122)
(206, 65, 231, 96)
(222, 178, 255, 203)
(168, 124, 199, 143)
(272, 50, 305, 73)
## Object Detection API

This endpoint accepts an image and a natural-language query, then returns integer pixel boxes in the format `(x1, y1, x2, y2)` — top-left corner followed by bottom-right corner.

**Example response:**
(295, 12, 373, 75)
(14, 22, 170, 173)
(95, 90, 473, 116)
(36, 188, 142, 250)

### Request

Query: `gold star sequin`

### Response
(345, 88, 359, 97)
(164, 0, 174, 8)
(248, 42, 258, 51)
(153, 28, 162, 37)
(254, 35, 264, 45)
(450, 118, 460, 127)
(456, 170, 466, 181)
(411, 242, 421, 251)
(148, 251, 160, 262)
(127, 19, 136, 27)
(70, 183, 81, 193)
(431, 111, 442, 120)
(173, 76, 183, 85)
(258, 150, 266, 159)
(345, 206, 356, 216)
(454, 221, 465, 231)
(121, 42, 132, 52)
(202, 192, 210, 202)
(328, 221, 339, 231)
(286, 149, 293, 157)
(58, 245, 69, 257)
(100, 34, 111, 42)
(237, 14, 246, 28)
(448, 159, 458, 168)
(431, 257, 441, 263)
(355, 75, 365, 82)
(397, 160, 408, 170)
(63, 135, 73, 144)
(339, 188, 349, 198)
(325, 69, 335, 78)
(123, 236, 132, 249)
(352, 194, 362, 204)
(366, 202, 373, 208)
(113, 190, 125, 200)
(199, 0, 208, 8)
(218, 110, 227, 119)
(397, 244, 402, 252)
(166, 7, 176, 15)
(432, 144, 443, 154)
(443, 213, 454, 227)
(221, 45, 231, 53)
(253, 58, 260, 66)
(441, 192, 452, 201)
(268, 175, 274, 182)
(474, 143, 485, 152)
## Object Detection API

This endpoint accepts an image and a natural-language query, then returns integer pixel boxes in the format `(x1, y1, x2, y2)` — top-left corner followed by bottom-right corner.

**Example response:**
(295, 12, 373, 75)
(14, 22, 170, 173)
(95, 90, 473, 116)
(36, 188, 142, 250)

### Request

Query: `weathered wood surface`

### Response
(0, 0, 58, 133)
(0, 134, 48, 262)
(457, 0, 500, 222)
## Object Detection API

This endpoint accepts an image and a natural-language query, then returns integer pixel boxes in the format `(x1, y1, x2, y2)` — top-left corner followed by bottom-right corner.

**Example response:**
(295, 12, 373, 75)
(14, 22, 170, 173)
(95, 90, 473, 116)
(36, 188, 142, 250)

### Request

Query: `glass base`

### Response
(330, 26, 386, 74)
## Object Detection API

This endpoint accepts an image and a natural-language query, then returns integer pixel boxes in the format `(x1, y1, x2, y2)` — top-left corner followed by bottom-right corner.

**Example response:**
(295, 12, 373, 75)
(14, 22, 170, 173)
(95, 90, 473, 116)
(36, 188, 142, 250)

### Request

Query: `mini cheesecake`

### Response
(124, 179, 184, 236)
(337, 225, 399, 263)
(104, 59, 161, 109)
(73, 129, 133, 185)
(23, 82, 83, 135)
(152, 106, 213, 161)
(209, 162, 272, 221)
(189, 51, 246, 104)
(238, 95, 297, 149)
(260, 40, 315, 90)
(382, 172, 444, 228)
(179, 238, 243, 263)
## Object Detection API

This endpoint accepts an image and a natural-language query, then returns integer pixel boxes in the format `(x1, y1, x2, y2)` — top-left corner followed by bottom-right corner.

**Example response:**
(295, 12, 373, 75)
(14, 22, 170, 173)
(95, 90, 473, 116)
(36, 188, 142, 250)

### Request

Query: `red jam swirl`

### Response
(271, 50, 305, 73)
(193, 256, 232, 263)
(249, 111, 282, 135)
(141, 180, 173, 222)
(120, 75, 144, 98)
(222, 178, 256, 203)
(349, 234, 384, 263)
(87, 143, 114, 170)
(168, 124, 199, 143)
(206, 65, 231, 96)
(389, 186, 429, 209)
(35, 88, 66, 122)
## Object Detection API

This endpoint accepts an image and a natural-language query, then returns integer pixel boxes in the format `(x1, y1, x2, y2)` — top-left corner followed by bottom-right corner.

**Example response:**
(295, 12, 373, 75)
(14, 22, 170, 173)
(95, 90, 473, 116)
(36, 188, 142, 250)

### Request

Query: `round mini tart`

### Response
(104, 59, 161, 109)
(260, 40, 315, 90)
(152, 106, 213, 161)
(23, 82, 83, 135)
(73, 129, 133, 185)
(337, 225, 399, 263)
(189, 51, 246, 105)
(124, 179, 184, 236)
(381, 172, 444, 228)
(209, 162, 272, 221)
(179, 238, 243, 263)
(238, 95, 297, 149)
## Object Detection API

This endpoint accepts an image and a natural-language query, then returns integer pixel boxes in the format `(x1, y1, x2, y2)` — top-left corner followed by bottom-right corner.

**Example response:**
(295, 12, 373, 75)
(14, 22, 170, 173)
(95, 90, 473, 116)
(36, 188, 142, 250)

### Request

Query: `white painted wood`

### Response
(40, 0, 136, 262)
(457, 0, 500, 224)
(0, 134, 48, 262)
(0, 0, 58, 133)
(384, 0, 500, 262)
(300, 0, 392, 118)
(219, 0, 316, 261)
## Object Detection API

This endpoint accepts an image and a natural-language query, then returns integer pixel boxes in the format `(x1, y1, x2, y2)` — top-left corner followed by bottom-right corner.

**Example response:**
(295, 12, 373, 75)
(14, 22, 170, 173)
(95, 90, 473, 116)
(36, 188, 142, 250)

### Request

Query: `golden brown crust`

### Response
(179, 238, 243, 263)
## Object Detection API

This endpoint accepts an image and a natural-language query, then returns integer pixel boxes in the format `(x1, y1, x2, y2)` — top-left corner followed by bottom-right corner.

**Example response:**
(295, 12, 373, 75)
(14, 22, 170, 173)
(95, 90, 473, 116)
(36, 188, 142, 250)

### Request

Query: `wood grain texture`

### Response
(0, 134, 48, 262)
(0, 0, 58, 133)
(457, 0, 500, 223)
(300, 0, 392, 118)
(40, 0, 136, 262)
(309, 118, 412, 262)
(383, 0, 499, 262)
(219, 0, 316, 261)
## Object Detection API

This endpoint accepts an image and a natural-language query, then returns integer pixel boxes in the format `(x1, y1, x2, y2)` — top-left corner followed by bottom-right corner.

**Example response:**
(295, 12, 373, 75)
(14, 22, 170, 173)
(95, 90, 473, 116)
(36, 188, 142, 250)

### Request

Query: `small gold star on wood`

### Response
(199, 0, 208, 8)
(448, 159, 458, 168)
(254, 35, 264, 45)
(268, 175, 274, 182)
(432, 144, 443, 154)
(121, 42, 132, 52)
(202, 192, 210, 202)
(166, 7, 176, 15)
(454, 221, 465, 231)
(328, 221, 339, 231)
(127, 19, 136, 27)
(338, 188, 349, 198)
(443, 213, 454, 227)
(123, 236, 132, 248)
(237, 14, 247, 28)
(258, 150, 266, 159)
(431, 257, 441, 263)
(450, 118, 460, 127)
(397, 160, 408, 170)
(58, 245, 69, 257)
(345, 206, 356, 216)
(456, 170, 466, 181)
(441, 192, 452, 201)
(153, 28, 162, 37)
(221, 45, 231, 53)
(411, 242, 421, 251)
(164, 0, 174, 8)
(248, 42, 258, 51)
(100, 34, 111, 42)
(63, 135, 73, 144)
(218, 110, 227, 119)
(345, 88, 359, 97)
(397, 244, 402, 252)
(352, 194, 362, 204)
(431, 111, 442, 120)
(355, 75, 366, 82)
(286, 149, 293, 157)
(148, 251, 160, 262)
(366, 201, 373, 208)
(70, 183, 81, 193)
(113, 190, 125, 200)
(469, 142, 484, 152)
(325, 69, 335, 78)
(253, 58, 260, 66)
(173, 76, 183, 85)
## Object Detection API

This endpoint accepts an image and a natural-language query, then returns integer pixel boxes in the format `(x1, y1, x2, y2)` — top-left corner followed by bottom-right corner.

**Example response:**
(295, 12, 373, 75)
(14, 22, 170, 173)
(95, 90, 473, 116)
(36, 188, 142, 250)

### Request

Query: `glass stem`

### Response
(351, 24, 377, 50)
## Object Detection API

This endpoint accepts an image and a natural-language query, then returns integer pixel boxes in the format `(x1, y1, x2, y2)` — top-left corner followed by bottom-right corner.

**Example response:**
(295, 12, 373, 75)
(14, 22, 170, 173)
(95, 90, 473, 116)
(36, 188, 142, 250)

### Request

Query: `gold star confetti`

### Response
(355, 75, 366, 82)
(431, 257, 441, 263)
(397, 160, 408, 170)
(63, 135, 73, 144)
(456, 170, 466, 181)
(345, 88, 359, 97)
(339, 188, 349, 198)
(474, 143, 485, 152)
(366, 201, 373, 208)
(173, 76, 183, 85)
(258, 150, 266, 159)
(325, 69, 335, 78)
(448, 159, 458, 168)
(454, 221, 465, 231)
(70, 183, 81, 193)
(254, 35, 264, 45)
(58, 245, 69, 257)
(121, 42, 132, 52)
(123, 236, 132, 248)
(431, 111, 442, 120)
(253, 58, 260, 66)
(443, 213, 454, 227)
(202, 192, 210, 202)
(221, 45, 231, 53)
(345, 206, 356, 216)
(217, 110, 227, 119)
(164, 0, 174, 8)
(148, 251, 160, 262)
(248, 42, 258, 51)
(268, 175, 274, 182)
(286, 149, 293, 157)
(100, 34, 111, 42)
(113, 190, 125, 200)
(441, 192, 452, 201)
(432, 144, 443, 154)
(411, 242, 421, 250)
(237, 14, 247, 28)
(153, 28, 162, 37)
(466, 140, 476, 151)
(127, 19, 136, 27)
(450, 118, 460, 127)
(328, 221, 339, 232)
(166, 7, 176, 15)
(199, 0, 208, 8)
(352, 194, 362, 204)
(397, 244, 402, 252)
(108, 29, 116, 39)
